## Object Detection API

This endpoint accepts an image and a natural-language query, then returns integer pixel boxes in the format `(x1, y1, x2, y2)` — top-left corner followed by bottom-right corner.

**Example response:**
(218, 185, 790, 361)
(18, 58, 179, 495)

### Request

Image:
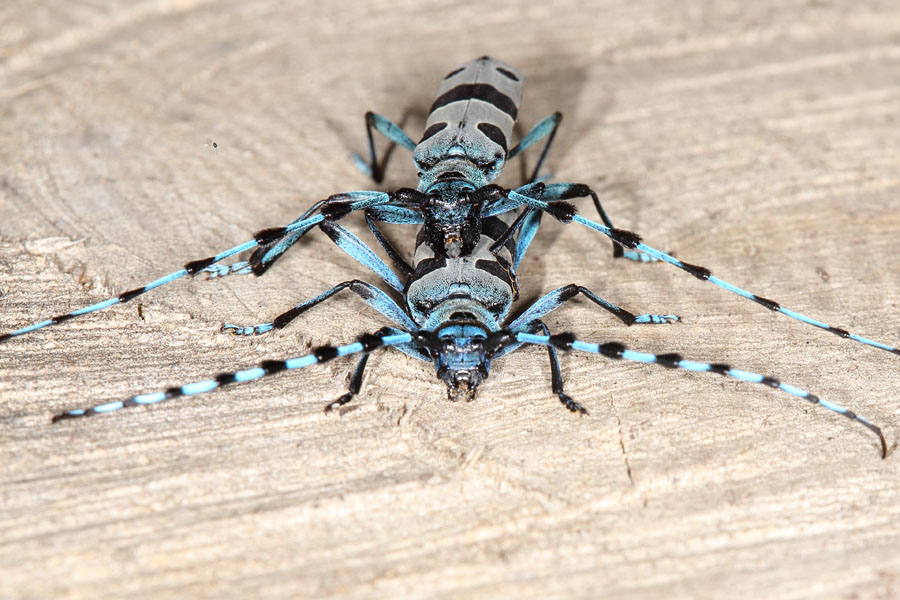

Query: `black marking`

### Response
(429, 84, 518, 119)
(358, 333, 384, 352)
(598, 342, 626, 358)
(474, 259, 513, 287)
(274, 307, 302, 329)
(420, 122, 448, 143)
(548, 332, 577, 350)
(443, 67, 464, 79)
(709, 363, 731, 376)
(249, 246, 273, 276)
(261, 360, 288, 375)
(318, 220, 342, 243)
(557, 183, 591, 200)
(495, 67, 519, 81)
(761, 376, 780, 388)
(412, 331, 443, 351)
(609, 228, 642, 249)
(216, 373, 237, 385)
(656, 353, 683, 368)
(352, 282, 375, 301)
(0, 334, 12, 343)
(118, 287, 146, 303)
(544, 201, 576, 223)
(750, 295, 779, 311)
(682, 261, 712, 281)
(409, 257, 447, 282)
(477, 122, 508, 154)
(449, 311, 478, 321)
(322, 203, 353, 220)
(51, 313, 76, 325)
(185, 256, 216, 274)
(486, 330, 516, 354)
(314, 345, 338, 362)
(557, 285, 581, 303)
(254, 227, 288, 245)
(394, 188, 426, 204)
(828, 326, 850, 338)
(165, 386, 185, 399)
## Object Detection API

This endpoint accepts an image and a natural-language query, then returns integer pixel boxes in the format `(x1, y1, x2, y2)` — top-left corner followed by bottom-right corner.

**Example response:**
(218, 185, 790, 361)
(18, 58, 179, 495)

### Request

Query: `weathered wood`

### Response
(2, 2, 899, 598)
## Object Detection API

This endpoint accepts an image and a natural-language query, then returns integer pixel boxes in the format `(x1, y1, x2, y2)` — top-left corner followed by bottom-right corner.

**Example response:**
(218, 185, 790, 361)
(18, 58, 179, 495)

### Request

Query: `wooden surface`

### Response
(2, 2, 900, 598)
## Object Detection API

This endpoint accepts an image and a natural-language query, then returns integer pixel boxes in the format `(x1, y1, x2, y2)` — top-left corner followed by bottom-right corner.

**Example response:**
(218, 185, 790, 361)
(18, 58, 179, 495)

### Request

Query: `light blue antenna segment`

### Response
(779, 383, 810, 399)
(527, 205, 900, 358)
(134, 392, 166, 405)
(12, 58, 890, 463)
(51, 331, 416, 422)
(71, 298, 123, 316)
(338, 342, 364, 356)
(571, 340, 599, 353)
(1, 194, 403, 343)
(849, 335, 895, 352)
(5, 320, 55, 337)
(621, 350, 657, 363)
(285, 355, 317, 369)
(678, 360, 711, 372)
(234, 368, 265, 382)
(514, 331, 886, 457)
(727, 369, 763, 383)
(181, 380, 218, 395)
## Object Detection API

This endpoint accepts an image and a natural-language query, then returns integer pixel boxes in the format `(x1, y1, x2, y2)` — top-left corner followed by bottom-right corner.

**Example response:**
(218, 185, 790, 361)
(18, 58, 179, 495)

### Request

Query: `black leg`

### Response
(365, 211, 414, 277)
(354, 111, 417, 184)
(534, 321, 587, 414)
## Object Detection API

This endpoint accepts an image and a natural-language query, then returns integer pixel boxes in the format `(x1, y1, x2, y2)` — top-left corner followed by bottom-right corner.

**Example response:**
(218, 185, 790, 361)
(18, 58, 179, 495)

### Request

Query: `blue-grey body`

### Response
(414, 57, 523, 191)
(3, 57, 893, 457)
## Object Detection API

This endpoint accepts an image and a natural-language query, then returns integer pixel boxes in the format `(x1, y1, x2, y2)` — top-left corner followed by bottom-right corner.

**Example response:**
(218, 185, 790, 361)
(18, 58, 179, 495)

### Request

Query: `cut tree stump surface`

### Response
(2, 2, 899, 599)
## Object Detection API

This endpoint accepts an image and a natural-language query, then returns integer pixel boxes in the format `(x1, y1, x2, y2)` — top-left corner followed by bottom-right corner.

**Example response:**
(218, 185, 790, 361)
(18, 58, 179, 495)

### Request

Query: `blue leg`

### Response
(513, 208, 543, 270)
(484, 182, 658, 266)
(0, 191, 404, 344)
(542, 183, 660, 263)
(366, 205, 425, 226)
(203, 261, 252, 279)
(200, 198, 331, 281)
(351, 112, 417, 183)
(324, 325, 419, 411)
(222, 279, 417, 336)
(508, 112, 562, 184)
(513, 331, 887, 458)
(365, 211, 413, 277)
(318, 221, 405, 292)
(51, 330, 417, 422)
(508, 189, 900, 358)
(209, 190, 426, 281)
(507, 284, 679, 331)
(243, 189, 422, 278)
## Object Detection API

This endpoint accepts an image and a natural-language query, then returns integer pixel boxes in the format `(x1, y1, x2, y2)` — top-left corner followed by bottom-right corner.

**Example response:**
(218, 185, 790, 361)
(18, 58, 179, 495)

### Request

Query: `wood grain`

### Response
(2, 2, 899, 598)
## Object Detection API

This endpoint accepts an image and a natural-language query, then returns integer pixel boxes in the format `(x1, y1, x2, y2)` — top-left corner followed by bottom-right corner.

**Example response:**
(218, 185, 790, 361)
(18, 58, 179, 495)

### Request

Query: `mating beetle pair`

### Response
(3, 57, 894, 457)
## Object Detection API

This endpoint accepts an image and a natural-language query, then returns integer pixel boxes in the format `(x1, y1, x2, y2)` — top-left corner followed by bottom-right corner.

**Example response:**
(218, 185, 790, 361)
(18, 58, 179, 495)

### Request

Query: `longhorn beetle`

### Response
(2, 56, 895, 458)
